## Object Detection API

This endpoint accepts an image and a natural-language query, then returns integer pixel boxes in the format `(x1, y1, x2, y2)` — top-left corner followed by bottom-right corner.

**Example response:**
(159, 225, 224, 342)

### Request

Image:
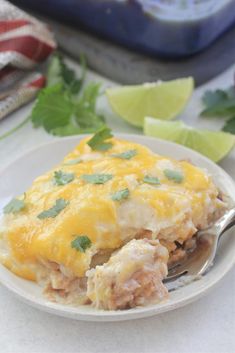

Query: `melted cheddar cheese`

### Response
(0, 137, 222, 281)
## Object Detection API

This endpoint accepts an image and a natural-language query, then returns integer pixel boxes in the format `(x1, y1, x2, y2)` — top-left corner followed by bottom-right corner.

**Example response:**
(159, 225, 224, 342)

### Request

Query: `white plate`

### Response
(0, 134, 234, 322)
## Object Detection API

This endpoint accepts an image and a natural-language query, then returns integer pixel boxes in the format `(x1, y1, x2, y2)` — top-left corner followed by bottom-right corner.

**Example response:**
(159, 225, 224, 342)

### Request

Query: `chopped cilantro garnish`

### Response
(3, 198, 25, 214)
(53, 170, 75, 185)
(37, 198, 69, 219)
(71, 235, 92, 253)
(81, 174, 113, 184)
(143, 176, 160, 185)
(164, 169, 184, 183)
(64, 158, 82, 165)
(87, 127, 113, 151)
(111, 188, 130, 201)
(112, 149, 137, 160)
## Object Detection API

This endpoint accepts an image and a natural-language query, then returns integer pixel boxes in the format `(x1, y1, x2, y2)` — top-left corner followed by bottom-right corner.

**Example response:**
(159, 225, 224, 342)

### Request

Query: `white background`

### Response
(0, 59, 234, 353)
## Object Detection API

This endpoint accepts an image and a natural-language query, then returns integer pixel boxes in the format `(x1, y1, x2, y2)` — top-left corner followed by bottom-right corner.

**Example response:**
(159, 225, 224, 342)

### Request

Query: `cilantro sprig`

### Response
(53, 170, 75, 185)
(0, 53, 108, 141)
(37, 198, 69, 219)
(3, 198, 25, 214)
(201, 87, 235, 134)
(71, 235, 92, 253)
(31, 54, 106, 136)
(201, 88, 235, 117)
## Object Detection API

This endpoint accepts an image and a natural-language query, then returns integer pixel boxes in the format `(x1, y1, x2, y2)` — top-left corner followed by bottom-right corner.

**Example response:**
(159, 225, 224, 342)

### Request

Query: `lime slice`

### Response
(106, 78, 194, 127)
(144, 117, 235, 162)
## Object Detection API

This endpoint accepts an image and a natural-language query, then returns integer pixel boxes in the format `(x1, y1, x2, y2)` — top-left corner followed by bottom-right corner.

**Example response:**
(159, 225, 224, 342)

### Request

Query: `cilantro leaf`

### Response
(87, 127, 113, 151)
(50, 123, 82, 137)
(74, 83, 105, 131)
(51, 110, 104, 136)
(71, 235, 92, 253)
(143, 176, 160, 185)
(74, 106, 105, 131)
(31, 84, 74, 132)
(47, 54, 64, 87)
(200, 86, 235, 135)
(79, 82, 101, 111)
(81, 174, 113, 184)
(202, 90, 228, 107)
(3, 198, 25, 214)
(111, 188, 130, 201)
(112, 149, 137, 160)
(37, 199, 69, 219)
(53, 170, 75, 185)
(64, 158, 82, 165)
(164, 169, 184, 183)
(201, 87, 235, 117)
(47, 53, 86, 95)
(222, 116, 235, 134)
(61, 54, 86, 94)
(60, 58, 77, 86)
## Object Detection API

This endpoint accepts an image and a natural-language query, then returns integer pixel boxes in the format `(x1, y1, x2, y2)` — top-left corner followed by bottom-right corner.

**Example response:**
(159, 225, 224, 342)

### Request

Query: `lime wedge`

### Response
(106, 78, 194, 127)
(144, 117, 235, 162)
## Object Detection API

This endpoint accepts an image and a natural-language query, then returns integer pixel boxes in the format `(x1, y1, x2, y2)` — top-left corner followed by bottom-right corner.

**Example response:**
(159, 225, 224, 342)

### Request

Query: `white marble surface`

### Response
(0, 59, 234, 353)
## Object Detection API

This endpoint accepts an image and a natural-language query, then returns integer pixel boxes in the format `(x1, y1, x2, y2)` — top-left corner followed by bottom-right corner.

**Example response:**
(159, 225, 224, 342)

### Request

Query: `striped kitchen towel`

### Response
(0, 0, 56, 120)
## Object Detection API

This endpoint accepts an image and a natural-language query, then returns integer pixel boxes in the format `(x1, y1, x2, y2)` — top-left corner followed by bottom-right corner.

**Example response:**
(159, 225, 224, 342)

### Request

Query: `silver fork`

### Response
(164, 208, 235, 282)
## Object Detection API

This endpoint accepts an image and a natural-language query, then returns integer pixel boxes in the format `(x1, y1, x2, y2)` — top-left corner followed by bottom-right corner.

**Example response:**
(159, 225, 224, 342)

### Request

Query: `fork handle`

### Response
(215, 208, 235, 237)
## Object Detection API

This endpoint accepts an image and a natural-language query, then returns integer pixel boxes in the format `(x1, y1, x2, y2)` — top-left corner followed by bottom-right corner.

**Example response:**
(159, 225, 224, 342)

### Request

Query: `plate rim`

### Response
(0, 133, 235, 321)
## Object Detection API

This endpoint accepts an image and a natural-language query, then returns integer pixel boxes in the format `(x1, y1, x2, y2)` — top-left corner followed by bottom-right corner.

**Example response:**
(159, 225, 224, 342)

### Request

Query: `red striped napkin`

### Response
(0, 0, 56, 120)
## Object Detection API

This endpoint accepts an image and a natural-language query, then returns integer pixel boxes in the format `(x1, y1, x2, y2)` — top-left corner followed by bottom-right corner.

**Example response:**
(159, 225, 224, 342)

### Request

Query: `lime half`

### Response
(106, 78, 194, 127)
(144, 117, 235, 162)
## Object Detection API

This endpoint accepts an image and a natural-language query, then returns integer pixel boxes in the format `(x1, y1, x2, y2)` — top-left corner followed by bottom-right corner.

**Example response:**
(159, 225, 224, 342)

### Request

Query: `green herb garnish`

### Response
(71, 235, 92, 253)
(47, 53, 86, 94)
(64, 158, 82, 165)
(3, 198, 25, 214)
(53, 170, 75, 185)
(201, 88, 235, 117)
(111, 188, 130, 201)
(31, 80, 105, 137)
(22, 54, 106, 138)
(143, 176, 160, 185)
(87, 127, 113, 151)
(81, 174, 113, 184)
(37, 198, 69, 219)
(201, 87, 235, 134)
(31, 83, 73, 132)
(222, 116, 235, 134)
(112, 149, 137, 160)
(164, 169, 184, 183)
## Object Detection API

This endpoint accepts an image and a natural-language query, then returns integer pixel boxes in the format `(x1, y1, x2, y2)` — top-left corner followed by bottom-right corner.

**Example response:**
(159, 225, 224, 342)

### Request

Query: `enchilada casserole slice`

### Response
(0, 134, 226, 310)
